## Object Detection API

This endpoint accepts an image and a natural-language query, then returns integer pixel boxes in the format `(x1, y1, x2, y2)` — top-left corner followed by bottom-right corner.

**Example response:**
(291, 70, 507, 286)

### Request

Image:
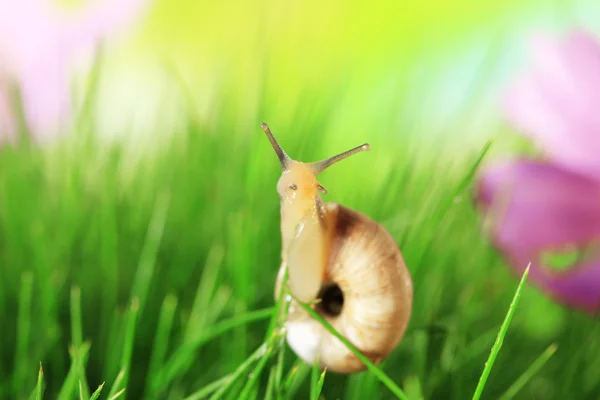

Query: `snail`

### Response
(260, 122, 413, 373)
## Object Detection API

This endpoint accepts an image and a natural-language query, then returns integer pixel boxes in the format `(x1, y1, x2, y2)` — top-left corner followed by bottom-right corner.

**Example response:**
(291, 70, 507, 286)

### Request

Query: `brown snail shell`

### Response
(276, 202, 413, 373)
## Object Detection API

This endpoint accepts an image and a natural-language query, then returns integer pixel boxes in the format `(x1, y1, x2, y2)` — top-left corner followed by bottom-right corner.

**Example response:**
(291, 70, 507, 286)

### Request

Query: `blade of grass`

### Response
(35, 363, 43, 400)
(75, 343, 91, 400)
(407, 139, 493, 269)
(111, 298, 139, 400)
(450, 327, 499, 373)
(284, 363, 310, 400)
(89, 382, 105, 400)
(182, 375, 232, 400)
(184, 245, 225, 341)
(270, 272, 291, 400)
(247, 384, 259, 400)
(57, 343, 91, 400)
(402, 375, 423, 400)
(316, 369, 327, 399)
(144, 294, 178, 398)
(239, 342, 276, 398)
(13, 271, 33, 399)
(274, 340, 287, 400)
(208, 343, 268, 400)
(108, 388, 126, 400)
(499, 343, 557, 400)
(71, 288, 83, 348)
(106, 369, 125, 400)
(290, 290, 409, 400)
(155, 307, 274, 391)
(155, 246, 227, 396)
(265, 368, 276, 400)
(345, 372, 381, 400)
(310, 360, 326, 400)
(130, 191, 170, 315)
(448, 139, 494, 201)
(102, 309, 122, 387)
(472, 264, 530, 400)
(71, 287, 90, 399)
(310, 357, 320, 400)
(281, 360, 302, 395)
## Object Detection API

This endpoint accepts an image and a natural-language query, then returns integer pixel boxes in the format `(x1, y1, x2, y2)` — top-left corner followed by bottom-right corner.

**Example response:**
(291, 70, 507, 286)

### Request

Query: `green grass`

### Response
(1, 68, 599, 400)
(473, 265, 529, 400)
(498, 343, 558, 400)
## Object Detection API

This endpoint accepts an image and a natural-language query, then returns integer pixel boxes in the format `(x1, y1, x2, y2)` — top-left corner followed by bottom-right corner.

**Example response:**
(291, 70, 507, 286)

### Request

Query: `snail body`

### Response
(261, 123, 413, 373)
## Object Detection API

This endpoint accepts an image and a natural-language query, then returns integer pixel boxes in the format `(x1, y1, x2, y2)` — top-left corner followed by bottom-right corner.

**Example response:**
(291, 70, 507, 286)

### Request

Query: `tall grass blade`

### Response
(274, 341, 288, 400)
(116, 298, 140, 399)
(270, 272, 291, 399)
(13, 272, 34, 398)
(145, 294, 178, 398)
(130, 191, 170, 315)
(70, 288, 84, 349)
(310, 357, 320, 400)
(89, 382, 105, 400)
(182, 375, 231, 400)
(316, 369, 327, 400)
(282, 360, 302, 395)
(107, 369, 125, 400)
(108, 388, 126, 400)
(310, 358, 326, 400)
(472, 265, 530, 400)
(283, 363, 310, 400)
(155, 307, 274, 391)
(409, 139, 493, 268)
(208, 343, 267, 400)
(265, 368, 276, 400)
(499, 343, 557, 400)
(57, 343, 91, 400)
(184, 245, 225, 341)
(239, 343, 275, 398)
(71, 287, 90, 398)
(35, 363, 43, 400)
(402, 375, 423, 400)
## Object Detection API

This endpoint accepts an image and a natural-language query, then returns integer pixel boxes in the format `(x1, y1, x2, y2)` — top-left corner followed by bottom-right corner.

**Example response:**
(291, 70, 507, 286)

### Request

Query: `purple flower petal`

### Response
(0, 2, 71, 140)
(541, 259, 600, 315)
(60, 0, 151, 52)
(502, 29, 600, 180)
(476, 159, 600, 313)
(0, 0, 150, 141)
(17, 51, 70, 142)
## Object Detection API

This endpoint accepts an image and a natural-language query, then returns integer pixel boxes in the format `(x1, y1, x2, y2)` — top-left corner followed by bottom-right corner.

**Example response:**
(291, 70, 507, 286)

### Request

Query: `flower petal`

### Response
(0, 1, 73, 139)
(502, 29, 600, 179)
(476, 159, 600, 313)
(60, 0, 151, 52)
(0, 0, 149, 141)
(17, 50, 71, 142)
(542, 259, 600, 315)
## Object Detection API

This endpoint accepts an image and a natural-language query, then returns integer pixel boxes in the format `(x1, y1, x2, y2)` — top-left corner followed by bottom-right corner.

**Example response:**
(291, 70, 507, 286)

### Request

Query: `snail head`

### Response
(260, 122, 370, 204)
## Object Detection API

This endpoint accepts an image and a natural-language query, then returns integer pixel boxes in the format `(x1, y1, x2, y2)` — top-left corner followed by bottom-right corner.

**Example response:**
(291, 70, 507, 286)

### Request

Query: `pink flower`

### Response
(0, 0, 151, 143)
(476, 29, 600, 315)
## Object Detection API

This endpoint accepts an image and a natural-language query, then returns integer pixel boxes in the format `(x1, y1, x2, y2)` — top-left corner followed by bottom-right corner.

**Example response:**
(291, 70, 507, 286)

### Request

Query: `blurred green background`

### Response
(2, 0, 600, 399)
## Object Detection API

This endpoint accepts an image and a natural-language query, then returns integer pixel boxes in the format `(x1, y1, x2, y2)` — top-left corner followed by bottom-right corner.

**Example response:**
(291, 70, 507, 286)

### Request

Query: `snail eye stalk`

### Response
(261, 122, 291, 171)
